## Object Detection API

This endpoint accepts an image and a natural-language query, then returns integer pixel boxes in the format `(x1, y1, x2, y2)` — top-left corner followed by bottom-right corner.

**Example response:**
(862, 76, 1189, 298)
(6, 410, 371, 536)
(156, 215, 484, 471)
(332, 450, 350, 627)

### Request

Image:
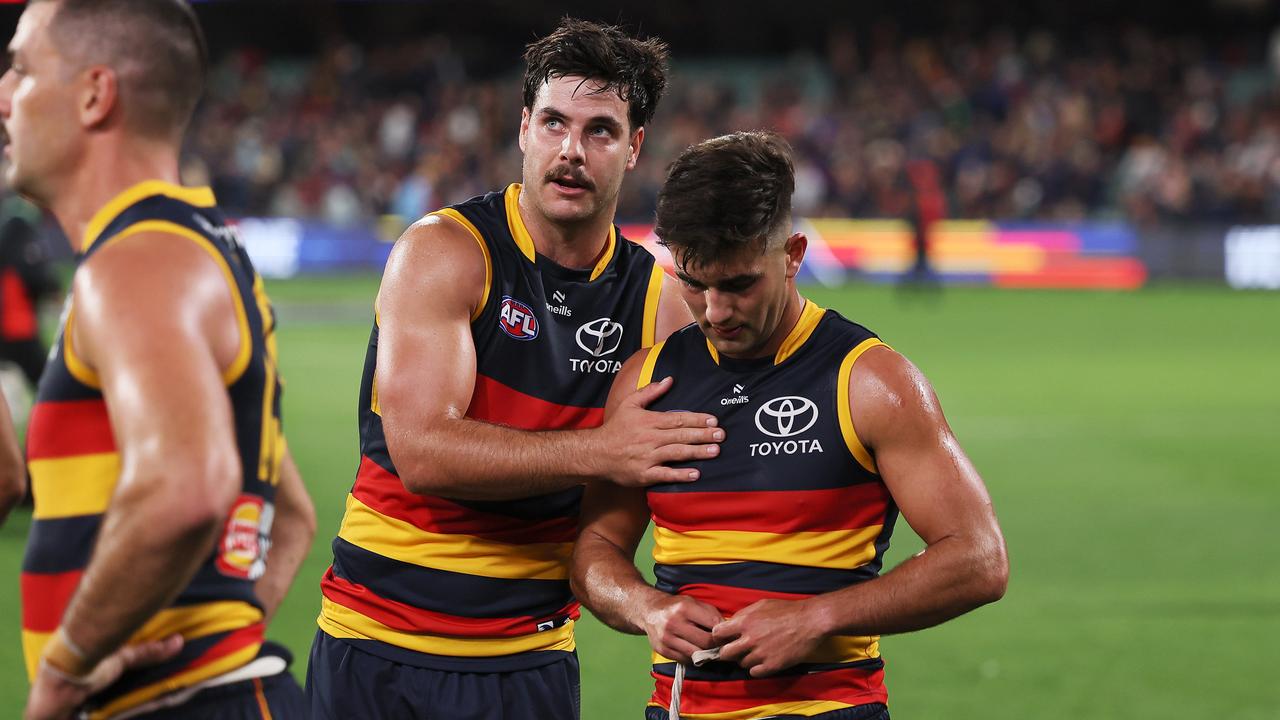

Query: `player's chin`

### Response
(541, 197, 597, 223)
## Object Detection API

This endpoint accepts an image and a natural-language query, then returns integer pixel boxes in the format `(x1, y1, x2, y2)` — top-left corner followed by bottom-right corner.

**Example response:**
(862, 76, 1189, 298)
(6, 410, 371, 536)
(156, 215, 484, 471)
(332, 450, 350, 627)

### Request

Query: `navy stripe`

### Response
(653, 561, 878, 597)
(22, 515, 101, 573)
(171, 565, 265, 611)
(652, 657, 884, 682)
(329, 635, 573, 673)
(89, 628, 235, 704)
(331, 537, 572, 620)
(451, 485, 582, 521)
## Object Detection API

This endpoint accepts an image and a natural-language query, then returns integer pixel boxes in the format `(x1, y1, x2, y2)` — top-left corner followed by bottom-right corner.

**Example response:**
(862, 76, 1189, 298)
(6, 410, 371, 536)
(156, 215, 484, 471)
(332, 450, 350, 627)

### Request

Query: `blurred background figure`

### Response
(0, 193, 59, 403)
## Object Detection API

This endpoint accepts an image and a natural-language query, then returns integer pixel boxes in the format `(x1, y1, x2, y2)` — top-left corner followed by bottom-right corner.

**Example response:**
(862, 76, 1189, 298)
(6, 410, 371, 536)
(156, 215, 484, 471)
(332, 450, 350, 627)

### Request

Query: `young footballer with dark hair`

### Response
(573, 131, 1008, 719)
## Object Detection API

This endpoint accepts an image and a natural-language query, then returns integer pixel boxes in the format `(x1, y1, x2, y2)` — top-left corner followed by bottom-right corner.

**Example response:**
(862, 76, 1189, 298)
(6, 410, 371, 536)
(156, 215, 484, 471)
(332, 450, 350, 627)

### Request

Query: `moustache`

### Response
(544, 165, 595, 192)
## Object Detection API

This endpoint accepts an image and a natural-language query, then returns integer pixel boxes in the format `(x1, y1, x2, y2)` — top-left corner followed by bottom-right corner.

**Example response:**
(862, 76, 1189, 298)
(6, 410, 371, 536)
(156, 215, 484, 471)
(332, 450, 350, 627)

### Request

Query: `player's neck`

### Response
(752, 287, 807, 360)
(516, 192, 616, 270)
(49, 138, 182, 254)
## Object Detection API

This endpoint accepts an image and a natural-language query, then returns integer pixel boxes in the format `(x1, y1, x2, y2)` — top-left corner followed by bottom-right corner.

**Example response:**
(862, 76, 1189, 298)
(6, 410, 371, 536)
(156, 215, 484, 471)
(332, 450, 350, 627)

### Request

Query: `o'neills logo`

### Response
(498, 296, 539, 341)
(750, 396, 823, 456)
(216, 494, 274, 580)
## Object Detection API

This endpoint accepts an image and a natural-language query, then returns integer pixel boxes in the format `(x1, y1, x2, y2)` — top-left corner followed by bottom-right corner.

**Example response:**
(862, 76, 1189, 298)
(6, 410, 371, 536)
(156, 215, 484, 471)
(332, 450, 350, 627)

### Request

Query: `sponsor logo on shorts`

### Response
(750, 395, 823, 456)
(498, 296, 540, 340)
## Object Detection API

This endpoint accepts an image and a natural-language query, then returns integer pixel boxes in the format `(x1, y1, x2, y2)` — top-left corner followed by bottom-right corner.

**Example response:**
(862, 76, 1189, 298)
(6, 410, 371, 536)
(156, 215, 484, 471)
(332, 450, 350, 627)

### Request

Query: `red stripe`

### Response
(352, 456, 578, 544)
(649, 485, 890, 534)
(181, 623, 265, 673)
(679, 584, 811, 617)
(650, 664, 886, 712)
(321, 568, 580, 637)
(467, 373, 603, 431)
(21, 571, 82, 632)
(26, 400, 115, 460)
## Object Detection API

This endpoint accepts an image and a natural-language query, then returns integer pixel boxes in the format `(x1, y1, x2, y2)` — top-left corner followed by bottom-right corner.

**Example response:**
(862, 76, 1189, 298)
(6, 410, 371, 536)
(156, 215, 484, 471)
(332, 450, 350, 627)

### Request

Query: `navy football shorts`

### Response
(306, 629, 580, 720)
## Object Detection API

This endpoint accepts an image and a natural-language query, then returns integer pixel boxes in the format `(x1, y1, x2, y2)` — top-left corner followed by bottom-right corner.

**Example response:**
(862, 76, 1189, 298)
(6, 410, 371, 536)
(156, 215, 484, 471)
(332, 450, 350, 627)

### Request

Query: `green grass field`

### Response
(1, 276, 1277, 718)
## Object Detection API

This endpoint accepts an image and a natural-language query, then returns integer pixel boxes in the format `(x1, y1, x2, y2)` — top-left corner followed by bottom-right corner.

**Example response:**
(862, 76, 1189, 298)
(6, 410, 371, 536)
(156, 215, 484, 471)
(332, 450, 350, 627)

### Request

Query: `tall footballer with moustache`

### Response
(308, 18, 721, 720)
(572, 132, 1009, 719)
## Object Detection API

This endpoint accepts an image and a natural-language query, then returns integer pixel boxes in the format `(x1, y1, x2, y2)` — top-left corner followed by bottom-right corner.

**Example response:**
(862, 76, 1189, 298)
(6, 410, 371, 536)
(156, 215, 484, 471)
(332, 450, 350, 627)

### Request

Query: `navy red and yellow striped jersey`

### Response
(21, 181, 285, 719)
(637, 301, 897, 719)
(318, 183, 665, 671)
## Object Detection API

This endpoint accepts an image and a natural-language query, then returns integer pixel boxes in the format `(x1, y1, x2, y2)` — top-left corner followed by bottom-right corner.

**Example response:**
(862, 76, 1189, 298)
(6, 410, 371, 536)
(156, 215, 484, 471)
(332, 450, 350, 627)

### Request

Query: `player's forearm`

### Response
(57, 472, 233, 666)
(387, 415, 604, 500)
(254, 452, 316, 621)
(571, 533, 663, 636)
(0, 403, 25, 527)
(809, 532, 1008, 638)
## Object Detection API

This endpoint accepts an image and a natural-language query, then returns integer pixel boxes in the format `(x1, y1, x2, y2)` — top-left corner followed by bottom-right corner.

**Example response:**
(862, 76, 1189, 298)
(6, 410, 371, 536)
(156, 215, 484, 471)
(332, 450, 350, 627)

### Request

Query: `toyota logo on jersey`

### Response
(498, 296, 540, 341)
(575, 317, 624, 357)
(754, 396, 819, 438)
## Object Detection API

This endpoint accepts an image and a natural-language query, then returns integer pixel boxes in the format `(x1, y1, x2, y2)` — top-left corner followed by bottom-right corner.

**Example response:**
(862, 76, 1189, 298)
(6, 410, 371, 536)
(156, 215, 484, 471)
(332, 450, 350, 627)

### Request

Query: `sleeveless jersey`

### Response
(638, 301, 897, 719)
(318, 183, 665, 671)
(20, 181, 285, 719)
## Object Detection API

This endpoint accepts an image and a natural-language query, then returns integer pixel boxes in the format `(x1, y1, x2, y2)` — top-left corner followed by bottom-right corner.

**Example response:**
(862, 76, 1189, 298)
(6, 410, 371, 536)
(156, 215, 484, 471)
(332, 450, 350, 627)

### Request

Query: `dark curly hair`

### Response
(522, 17, 669, 132)
(655, 131, 796, 270)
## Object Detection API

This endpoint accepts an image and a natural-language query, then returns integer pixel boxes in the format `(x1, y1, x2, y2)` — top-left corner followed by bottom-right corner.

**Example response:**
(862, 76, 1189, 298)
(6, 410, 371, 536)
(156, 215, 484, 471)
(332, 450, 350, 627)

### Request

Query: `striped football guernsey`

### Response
(318, 183, 665, 670)
(21, 181, 285, 719)
(637, 300, 897, 719)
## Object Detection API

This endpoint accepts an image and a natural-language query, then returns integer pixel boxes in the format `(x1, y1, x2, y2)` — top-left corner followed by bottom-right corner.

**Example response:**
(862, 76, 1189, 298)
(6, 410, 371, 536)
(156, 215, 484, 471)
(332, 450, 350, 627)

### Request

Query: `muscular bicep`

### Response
(374, 218, 487, 446)
(851, 348, 998, 547)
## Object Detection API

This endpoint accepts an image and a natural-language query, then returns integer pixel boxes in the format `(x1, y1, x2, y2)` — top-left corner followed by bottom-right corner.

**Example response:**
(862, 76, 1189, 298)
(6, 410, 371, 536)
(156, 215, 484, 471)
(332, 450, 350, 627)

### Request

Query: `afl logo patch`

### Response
(498, 296, 540, 341)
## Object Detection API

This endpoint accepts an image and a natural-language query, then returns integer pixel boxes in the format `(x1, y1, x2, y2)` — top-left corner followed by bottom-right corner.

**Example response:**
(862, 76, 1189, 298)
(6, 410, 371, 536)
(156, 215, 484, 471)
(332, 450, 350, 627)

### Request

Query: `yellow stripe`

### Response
(337, 494, 572, 580)
(652, 525, 883, 570)
(704, 338, 719, 365)
(640, 264, 665, 347)
(652, 634, 878, 668)
(99, 220, 253, 385)
(83, 180, 216, 252)
(589, 225, 617, 281)
(645, 699, 858, 720)
(774, 300, 826, 365)
(90, 641, 261, 720)
(131, 600, 263, 645)
(22, 629, 50, 680)
(317, 598, 576, 657)
(636, 340, 666, 391)
(504, 184, 537, 262)
(837, 338, 889, 474)
(432, 208, 492, 322)
(30, 453, 120, 519)
(62, 306, 100, 389)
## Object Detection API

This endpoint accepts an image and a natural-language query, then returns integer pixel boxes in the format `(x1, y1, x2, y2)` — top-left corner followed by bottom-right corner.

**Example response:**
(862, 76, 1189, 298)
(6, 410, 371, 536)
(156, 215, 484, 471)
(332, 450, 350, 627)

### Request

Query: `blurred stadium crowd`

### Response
(183, 25, 1280, 227)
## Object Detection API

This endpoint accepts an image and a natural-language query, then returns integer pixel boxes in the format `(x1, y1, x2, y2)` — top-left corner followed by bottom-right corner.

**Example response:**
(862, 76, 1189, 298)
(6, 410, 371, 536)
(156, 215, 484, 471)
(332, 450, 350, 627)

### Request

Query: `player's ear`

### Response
(784, 232, 807, 279)
(79, 65, 118, 129)
(626, 126, 645, 170)
(518, 107, 531, 153)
